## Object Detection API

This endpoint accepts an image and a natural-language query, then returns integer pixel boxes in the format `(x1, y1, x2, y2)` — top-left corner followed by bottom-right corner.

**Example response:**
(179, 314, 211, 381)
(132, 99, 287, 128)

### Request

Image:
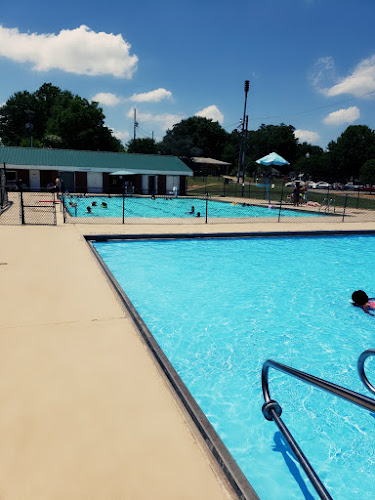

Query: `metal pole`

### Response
(278, 185, 284, 222)
(122, 180, 125, 224)
(20, 184, 25, 225)
(342, 194, 348, 222)
(237, 81, 250, 183)
(133, 109, 138, 143)
(205, 192, 208, 224)
(241, 115, 249, 192)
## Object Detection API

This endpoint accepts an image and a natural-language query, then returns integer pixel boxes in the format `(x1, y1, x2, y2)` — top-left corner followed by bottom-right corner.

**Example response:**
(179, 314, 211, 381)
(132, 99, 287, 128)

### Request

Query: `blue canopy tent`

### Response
(256, 152, 290, 203)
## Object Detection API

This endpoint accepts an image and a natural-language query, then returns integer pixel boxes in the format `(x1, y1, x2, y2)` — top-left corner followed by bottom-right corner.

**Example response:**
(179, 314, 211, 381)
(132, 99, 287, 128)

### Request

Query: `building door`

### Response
(148, 175, 156, 194)
(87, 172, 103, 193)
(29, 170, 40, 190)
(59, 171, 74, 193)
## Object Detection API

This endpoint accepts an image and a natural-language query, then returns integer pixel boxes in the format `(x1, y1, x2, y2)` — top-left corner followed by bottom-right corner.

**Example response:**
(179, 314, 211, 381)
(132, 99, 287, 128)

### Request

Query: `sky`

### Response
(1, 0, 375, 150)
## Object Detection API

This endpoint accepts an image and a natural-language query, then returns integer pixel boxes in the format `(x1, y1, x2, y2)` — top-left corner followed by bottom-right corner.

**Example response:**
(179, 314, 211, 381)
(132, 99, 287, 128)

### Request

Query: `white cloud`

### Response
(126, 109, 184, 131)
(129, 88, 172, 103)
(0, 24, 138, 78)
(194, 105, 224, 124)
(112, 129, 130, 142)
(325, 55, 375, 98)
(309, 56, 337, 92)
(323, 106, 360, 125)
(294, 129, 320, 143)
(91, 92, 122, 106)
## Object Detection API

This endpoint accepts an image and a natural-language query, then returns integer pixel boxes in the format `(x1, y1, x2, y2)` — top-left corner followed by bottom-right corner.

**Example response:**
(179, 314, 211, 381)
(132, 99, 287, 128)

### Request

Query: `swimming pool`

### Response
(66, 195, 326, 218)
(92, 234, 375, 499)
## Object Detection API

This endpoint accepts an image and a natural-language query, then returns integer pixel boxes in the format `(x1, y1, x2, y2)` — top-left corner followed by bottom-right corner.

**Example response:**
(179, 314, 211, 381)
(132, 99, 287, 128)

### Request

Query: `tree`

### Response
(45, 96, 123, 151)
(0, 90, 38, 146)
(0, 83, 124, 152)
(328, 125, 375, 181)
(247, 124, 297, 163)
(360, 159, 375, 186)
(294, 153, 331, 180)
(158, 116, 229, 159)
(296, 142, 324, 160)
(127, 138, 158, 154)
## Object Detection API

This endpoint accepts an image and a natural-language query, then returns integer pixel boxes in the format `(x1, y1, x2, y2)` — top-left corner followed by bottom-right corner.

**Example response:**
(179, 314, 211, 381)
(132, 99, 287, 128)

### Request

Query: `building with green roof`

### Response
(0, 146, 193, 195)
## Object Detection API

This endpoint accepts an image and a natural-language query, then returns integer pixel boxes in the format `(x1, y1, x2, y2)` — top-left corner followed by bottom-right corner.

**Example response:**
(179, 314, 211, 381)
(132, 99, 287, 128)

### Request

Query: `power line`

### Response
(222, 119, 242, 131)
(249, 90, 375, 122)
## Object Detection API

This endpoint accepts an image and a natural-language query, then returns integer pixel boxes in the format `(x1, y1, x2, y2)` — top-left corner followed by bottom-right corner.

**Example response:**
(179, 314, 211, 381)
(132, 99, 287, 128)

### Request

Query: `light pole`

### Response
(237, 80, 250, 184)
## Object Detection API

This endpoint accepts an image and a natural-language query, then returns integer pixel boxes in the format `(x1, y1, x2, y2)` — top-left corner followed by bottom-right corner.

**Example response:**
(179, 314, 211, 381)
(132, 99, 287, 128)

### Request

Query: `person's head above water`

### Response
(352, 290, 368, 306)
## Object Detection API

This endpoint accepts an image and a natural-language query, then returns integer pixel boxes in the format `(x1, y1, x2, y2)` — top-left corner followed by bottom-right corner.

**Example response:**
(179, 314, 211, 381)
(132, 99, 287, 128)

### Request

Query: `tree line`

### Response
(2, 83, 375, 184)
(0, 83, 124, 152)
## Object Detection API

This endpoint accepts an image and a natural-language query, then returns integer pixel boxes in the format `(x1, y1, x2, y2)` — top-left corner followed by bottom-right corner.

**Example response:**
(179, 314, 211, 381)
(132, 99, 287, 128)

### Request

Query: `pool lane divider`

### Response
(86, 237, 260, 500)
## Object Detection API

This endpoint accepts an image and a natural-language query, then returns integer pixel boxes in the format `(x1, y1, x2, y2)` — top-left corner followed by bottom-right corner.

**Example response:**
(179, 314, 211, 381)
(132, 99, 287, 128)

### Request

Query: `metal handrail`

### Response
(358, 349, 375, 395)
(262, 359, 375, 500)
(319, 197, 335, 212)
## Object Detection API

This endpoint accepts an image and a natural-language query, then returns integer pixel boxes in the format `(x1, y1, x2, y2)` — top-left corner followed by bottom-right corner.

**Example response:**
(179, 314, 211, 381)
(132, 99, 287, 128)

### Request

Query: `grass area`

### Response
(186, 176, 375, 211)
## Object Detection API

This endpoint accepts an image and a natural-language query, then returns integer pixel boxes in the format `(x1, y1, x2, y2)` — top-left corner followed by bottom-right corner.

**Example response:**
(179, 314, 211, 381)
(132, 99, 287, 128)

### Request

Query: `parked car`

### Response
(305, 181, 317, 189)
(344, 182, 364, 191)
(285, 181, 305, 187)
(315, 181, 332, 189)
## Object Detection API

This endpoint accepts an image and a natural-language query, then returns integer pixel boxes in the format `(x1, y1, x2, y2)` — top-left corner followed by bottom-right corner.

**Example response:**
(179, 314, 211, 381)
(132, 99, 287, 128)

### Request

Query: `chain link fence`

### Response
(61, 183, 375, 225)
(0, 189, 57, 225)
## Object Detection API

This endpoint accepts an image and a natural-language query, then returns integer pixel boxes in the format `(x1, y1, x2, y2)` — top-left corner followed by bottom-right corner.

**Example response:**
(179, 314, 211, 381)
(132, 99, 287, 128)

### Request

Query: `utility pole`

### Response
(241, 114, 248, 195)
(237, 80, 250, 184)
(133, 108, 138, 141)
(25, 109, 35, 147)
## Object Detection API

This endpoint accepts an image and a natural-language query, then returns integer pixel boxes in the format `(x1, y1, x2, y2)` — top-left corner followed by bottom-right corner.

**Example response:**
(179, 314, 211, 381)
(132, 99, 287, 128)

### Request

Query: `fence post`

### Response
(20, 185, 25, 225)
(62, 194, 66, 223)
(122, 181, 125, 224)
(342, 194, 348, 222)
(205, 192, 209, 224)
(278, 184, 284, 222)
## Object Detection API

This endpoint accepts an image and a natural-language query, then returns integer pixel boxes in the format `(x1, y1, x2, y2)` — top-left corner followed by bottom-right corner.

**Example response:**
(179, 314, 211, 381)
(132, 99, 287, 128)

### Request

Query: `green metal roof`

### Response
(0, 146, 193, 175)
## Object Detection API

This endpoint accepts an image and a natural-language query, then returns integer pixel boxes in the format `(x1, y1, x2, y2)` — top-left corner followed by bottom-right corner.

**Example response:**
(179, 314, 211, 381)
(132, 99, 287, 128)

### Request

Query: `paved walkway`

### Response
(2, 219, 375, 499)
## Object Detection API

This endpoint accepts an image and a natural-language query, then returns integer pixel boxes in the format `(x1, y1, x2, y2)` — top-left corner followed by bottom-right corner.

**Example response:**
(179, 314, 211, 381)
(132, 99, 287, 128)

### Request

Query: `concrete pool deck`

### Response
(1, 218, 375, 499)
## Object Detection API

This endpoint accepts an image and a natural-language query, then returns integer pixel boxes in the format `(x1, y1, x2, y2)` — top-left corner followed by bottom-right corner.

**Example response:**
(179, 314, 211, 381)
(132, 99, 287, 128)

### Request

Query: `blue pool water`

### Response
(66, 196, 325, 218)
(93, 235, 375, 499)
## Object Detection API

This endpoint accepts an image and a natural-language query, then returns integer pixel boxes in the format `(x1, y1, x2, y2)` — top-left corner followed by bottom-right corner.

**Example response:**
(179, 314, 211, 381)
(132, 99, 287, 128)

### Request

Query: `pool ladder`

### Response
(319, 197, 336, 212)
(261, 349, 375, 500)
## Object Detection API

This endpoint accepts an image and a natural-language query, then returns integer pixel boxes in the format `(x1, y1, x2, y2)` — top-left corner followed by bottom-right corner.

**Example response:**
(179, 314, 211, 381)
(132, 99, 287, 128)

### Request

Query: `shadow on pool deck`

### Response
(1, 219, 375, 499)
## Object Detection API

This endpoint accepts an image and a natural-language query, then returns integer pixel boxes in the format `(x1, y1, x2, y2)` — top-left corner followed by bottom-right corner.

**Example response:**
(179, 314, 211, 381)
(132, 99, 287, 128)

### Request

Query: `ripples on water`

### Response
(94, 235, 375, 499)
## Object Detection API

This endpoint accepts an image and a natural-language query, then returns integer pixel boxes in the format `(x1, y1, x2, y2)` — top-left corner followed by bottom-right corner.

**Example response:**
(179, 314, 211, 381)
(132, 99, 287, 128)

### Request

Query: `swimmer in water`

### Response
(352, 290, 375, 316)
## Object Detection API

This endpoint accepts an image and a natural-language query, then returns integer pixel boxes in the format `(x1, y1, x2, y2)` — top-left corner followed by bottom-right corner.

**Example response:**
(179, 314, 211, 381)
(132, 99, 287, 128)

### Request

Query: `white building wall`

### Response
(29, 170, 40, 190)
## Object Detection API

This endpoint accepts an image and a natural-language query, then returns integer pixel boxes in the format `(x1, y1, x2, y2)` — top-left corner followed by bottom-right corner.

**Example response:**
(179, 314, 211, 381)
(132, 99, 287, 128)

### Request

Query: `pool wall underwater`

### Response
(86, 230, 375, 500)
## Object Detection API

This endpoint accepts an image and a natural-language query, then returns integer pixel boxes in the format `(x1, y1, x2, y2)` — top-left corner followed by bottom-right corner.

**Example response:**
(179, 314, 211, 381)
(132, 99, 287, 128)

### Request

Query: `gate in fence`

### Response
(0, 185, 57, 227)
